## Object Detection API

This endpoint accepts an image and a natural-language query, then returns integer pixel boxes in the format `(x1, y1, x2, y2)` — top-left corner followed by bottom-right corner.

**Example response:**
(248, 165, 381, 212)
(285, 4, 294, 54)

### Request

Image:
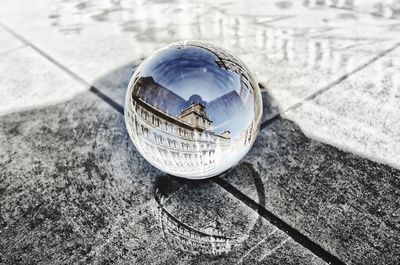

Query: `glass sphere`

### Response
(125, 41, 262, 179)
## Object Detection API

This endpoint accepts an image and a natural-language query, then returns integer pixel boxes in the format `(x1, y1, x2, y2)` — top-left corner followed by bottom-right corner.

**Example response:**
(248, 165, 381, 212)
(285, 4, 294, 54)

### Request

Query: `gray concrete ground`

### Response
(0, 0, 399, 264)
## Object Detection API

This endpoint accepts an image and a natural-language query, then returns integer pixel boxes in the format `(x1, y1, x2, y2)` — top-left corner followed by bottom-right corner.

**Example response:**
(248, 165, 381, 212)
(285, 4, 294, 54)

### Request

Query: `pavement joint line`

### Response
(0, 21, 346, 264)
(0, 45, 27, 58)
(236, 228, 278, 264)
(213, 176, 347, 265)
(0, 22, 125, 115)
(283, 41, 400, 115)
(260, 113, 281, 130)
(258, 41, 400, 131)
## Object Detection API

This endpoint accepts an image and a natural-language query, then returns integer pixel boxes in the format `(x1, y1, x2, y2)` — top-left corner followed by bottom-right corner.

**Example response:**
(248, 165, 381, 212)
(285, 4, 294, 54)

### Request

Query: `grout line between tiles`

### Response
(0, 22, 124, 115)
(0, 45, 27, 58)
(258, 41, 400, 130)
(282, 41, 400, 115)
(213, 176, 346, 265)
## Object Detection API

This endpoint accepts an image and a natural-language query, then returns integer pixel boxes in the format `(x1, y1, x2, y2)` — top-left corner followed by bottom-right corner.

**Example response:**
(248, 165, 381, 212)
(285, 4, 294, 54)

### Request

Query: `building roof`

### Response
(178, 102, 212, 123)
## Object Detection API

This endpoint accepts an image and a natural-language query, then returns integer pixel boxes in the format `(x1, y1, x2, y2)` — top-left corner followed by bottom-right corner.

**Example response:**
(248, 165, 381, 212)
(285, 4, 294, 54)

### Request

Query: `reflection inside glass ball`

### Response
(125, 41, 262, 179)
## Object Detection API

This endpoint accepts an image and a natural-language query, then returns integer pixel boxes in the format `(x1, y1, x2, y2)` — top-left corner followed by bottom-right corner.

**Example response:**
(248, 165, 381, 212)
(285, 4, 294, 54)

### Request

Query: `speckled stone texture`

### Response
(1, 0, 400, 264)
(0, 92, 323, 264)
(227, 118, 400, 265)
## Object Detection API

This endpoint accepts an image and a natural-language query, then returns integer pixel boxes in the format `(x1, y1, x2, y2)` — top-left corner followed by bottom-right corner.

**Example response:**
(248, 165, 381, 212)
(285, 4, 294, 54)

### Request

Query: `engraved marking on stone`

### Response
(236, 228, 278, 264)
(258, 237, 290, 261)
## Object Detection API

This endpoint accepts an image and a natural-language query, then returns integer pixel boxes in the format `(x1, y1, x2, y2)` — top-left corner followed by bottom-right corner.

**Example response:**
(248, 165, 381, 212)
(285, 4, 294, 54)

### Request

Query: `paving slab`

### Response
(1, 0, 400, 264)
(0, 90, 160, 264)
(1, 0, 399, 112)
(0, 43, 324, 263)
(0, 89, 327, 264)
(0, 27, 24, 55)
(302, 0, 400, 20)
(225, 118, 400, 265)
(240, 35, 398, 111)
(285, 45, 400, 170)
(0, 46, 87, 116)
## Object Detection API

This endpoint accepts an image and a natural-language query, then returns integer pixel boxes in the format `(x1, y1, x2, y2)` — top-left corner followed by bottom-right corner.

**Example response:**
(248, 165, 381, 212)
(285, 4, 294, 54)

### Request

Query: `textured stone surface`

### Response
(0, 0, 145, 87)
(286, 46, 400, 169)
(0, 91, 158, 264)
(0, 92, 324, 264)
(1, 0, 398, 112)
(0, 47, 87, 116)
(0, 27, 24, 54)
(1, 0, 400, 264)
(226, 118, 400, 265)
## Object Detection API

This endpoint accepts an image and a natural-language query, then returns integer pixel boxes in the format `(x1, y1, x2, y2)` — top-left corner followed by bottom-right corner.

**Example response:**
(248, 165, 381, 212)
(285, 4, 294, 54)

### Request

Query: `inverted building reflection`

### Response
(125, 41, 260, 178)
(127, 77, 230, 176)
(151, 163, 264, 255)
(154, 188, 239, 255)
(126, 75, 255, 176)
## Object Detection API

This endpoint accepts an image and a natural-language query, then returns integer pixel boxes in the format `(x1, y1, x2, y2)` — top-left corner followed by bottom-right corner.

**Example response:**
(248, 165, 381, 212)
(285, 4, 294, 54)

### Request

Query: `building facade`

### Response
(126, 77, 231, 177)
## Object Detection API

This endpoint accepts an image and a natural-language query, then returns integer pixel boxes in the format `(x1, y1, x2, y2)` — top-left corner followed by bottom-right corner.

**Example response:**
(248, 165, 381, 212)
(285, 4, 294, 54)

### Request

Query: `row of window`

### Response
(137, 105, 213, 141)
(137, 121, 214, 151)
(141, 143, 216, 167)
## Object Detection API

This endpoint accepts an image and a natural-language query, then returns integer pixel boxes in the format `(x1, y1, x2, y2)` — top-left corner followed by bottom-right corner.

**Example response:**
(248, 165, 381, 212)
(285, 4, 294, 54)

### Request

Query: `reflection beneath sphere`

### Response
(125, 41, 262, 179)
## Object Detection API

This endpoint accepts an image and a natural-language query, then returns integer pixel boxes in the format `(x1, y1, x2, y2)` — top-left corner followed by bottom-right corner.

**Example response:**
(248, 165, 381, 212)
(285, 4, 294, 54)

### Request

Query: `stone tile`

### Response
(0, 0, 153, 89)
(0, 46, 87, 116)
(0, 91, 325, 264)
(0, 26, 24, 55)
(0, 91, 167, 263)
(91, 63, 136, 107)
(257, 0, 400, 40)
(233, 217, 325, 265)
(302, 0, 400, 20)
(0, 90, 159, 264)
(1, 0, 399, 263)
(0, 0, 261, 90)
(239, 33, 398, 111)
(88, 35, 392, 126)
(286, 46, 400, 170)
(2, 0, 399, 113)
(154, 171, 326, 264)
(0, 0, 277, 109)
(229, 1, 400, 112)
(225, 118, 400, 265)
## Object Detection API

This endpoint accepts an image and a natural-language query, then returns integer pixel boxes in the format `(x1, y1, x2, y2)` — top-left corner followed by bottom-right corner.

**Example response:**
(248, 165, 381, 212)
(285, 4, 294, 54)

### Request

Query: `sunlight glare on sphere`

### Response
(125, 41, 262, 179)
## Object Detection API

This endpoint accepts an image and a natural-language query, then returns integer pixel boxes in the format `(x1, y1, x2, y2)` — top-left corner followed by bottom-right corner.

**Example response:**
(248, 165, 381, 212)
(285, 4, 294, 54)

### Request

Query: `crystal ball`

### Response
(125, 41, 262, 179)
